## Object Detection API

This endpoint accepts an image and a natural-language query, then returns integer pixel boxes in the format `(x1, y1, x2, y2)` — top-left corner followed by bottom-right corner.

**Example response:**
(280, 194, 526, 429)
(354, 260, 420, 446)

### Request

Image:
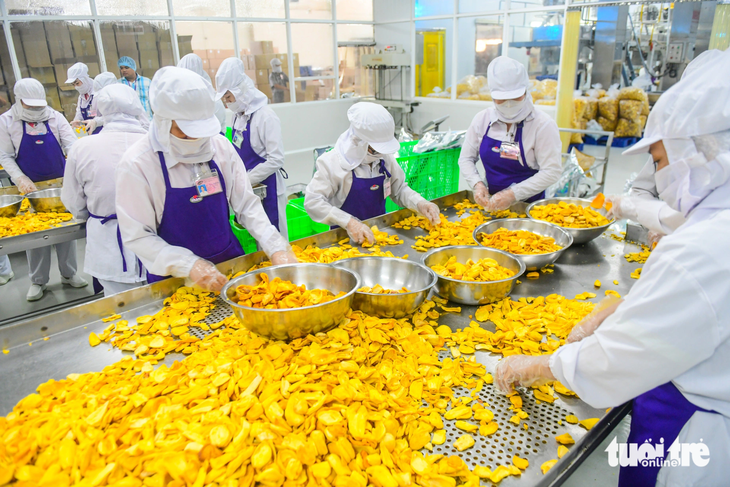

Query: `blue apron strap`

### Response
(157, 152, 173, 189)
(516, 121, 527, 167)
(88, 212, 128, 273)
(379, 160, 392, 179)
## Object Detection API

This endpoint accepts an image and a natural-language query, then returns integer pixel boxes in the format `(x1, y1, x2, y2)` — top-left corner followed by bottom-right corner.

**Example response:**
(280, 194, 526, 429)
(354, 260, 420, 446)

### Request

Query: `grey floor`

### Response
(0, 142, 647, 484)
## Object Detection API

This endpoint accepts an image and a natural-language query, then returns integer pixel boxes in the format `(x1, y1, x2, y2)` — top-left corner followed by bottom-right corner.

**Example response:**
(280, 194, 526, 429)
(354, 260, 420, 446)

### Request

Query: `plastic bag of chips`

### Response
(598, 96, 619, 121)
(615, 117, 642, 138)
(619, 99, 643, 120)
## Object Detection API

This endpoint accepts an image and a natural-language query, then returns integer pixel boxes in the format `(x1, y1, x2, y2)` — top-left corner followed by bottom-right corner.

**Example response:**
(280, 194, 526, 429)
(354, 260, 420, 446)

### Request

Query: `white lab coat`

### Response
(628, 156, 686, 234)
(61, 125, 147, 283)
(116, 134, 289, 279)
(232, 105, 288, 239)
(304, 149, 429, 229)
(549, 173, 730, 484)
(215, 100, 227, 133)
(0, 109, 77, 183)
(458, 107, 562, 201)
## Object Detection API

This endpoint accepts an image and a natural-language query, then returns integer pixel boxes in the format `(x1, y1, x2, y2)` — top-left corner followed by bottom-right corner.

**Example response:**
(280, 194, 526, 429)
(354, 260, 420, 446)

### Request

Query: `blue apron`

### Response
(146, 154, 244, 283)
(79, 94, 102, 135)
(479, 121, 544, 203)
(336, 159, 391, 228)
(231, 112, 281, 231)
(16, 121, 66, 182)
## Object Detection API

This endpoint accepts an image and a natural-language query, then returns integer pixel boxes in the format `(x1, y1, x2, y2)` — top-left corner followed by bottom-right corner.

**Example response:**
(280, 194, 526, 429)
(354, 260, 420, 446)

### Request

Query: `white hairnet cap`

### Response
(270, 58, 282, 67)
(215, 57, 244, 100)
(14, 78, 47, 107)
(487, 56, 529, 100)
(93, 72, 118, 92)
(623, 49, 730, 157)
(347, 102, 399, 154)
(150, 66, 219, 138)
(96, 84, 145, 118)
(66, 62, 89, 84)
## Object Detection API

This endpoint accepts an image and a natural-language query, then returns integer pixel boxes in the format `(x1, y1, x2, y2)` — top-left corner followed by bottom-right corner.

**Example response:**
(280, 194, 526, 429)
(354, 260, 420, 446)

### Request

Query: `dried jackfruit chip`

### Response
(430, 256, 515, 282)
(476, 228, 562, 255)
(453, 434, 475, 451)
(580, 418, 600, 430)
(555, 433, 575, 445)
(530, 202, 611, 228)
(541, 459, 558, 474)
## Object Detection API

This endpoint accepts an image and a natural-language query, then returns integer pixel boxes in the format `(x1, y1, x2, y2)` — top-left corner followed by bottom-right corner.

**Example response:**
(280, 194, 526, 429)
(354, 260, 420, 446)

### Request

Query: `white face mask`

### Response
(495, 98, 526, 121)
(169, 134, 213, 164)
(75, 84, 90, 95)
(364, 148, 382, 165)
(226, 99, 246, 114)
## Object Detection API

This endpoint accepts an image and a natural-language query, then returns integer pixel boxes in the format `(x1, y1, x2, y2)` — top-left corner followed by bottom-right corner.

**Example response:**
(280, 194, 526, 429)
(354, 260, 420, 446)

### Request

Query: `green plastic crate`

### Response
(229, 214, 258, 254)
(386, 141, 461, 212)
(225, 126, 233, 142)
(286, 197, 329, 242)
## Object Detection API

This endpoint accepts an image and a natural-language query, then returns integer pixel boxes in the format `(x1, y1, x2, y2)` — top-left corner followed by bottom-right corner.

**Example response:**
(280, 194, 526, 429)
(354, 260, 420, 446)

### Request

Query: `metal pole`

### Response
(230, 0, 239, 61)
(285, 0, 296, 103)
(332, 0, 340, 100)
(167, 0, 180, 65)
(89, 0, 106, 72)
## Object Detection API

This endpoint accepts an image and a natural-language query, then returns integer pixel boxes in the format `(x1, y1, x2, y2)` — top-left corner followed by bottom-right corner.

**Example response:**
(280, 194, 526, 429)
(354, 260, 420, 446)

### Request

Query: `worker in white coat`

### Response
(84, 72, 150, 133)
(61, 85, 147, 296)
(459, 56, 561, 211)
(305, 102, 441, 244)
(494, 49, 730, 486)
(116, 67, 297, 292)
(215, 58, 288, 239)
(0, 78, 87, 300)
(178, 53, 226, 133)
(66, 62, 102, 135)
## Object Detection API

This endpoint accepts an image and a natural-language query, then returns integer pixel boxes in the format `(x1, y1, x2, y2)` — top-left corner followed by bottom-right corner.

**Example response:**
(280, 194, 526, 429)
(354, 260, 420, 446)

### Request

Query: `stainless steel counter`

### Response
(0, 218, 86, 256)
(0, 191, 644, 486)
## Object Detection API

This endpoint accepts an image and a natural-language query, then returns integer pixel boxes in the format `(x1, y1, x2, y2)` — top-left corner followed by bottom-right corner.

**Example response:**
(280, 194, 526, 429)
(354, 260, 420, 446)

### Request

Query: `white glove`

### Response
(606, 195, 638, 221)
(189, 259, 227, 292)
(566, 295, 623, 343)
(494, 355, 555, 394)
(485, 188, 516, 212)
(473, 182, 490, 208)
(417, 201, 441, 226)
(16, 176, 37, 195)
(647, 230, 664, 248)
(70, 120, 84, 128)
(346, 218, 375, 245)
(84, 119, 97, 134)
(271, 250, 299, 265)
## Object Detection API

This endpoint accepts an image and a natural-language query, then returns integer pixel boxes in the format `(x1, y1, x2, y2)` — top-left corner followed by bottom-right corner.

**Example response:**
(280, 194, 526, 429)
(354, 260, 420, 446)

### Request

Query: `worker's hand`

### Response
(16, 176, 37, 195)
(271, 250, 299, 265)
(346, 217, 375, 245)
(647, 230, 664, 248)
(495, 355, 555, 395)
(606, 195, 638, 221)
(566, 295, 623, 343)
(485, 188, 516, 212)
(70, 120, 84, 128)
(473, 182, 490, 208)
(417, 201, 441, 226)
(189, 259, 227, 293)
(83, 119, 97, 134)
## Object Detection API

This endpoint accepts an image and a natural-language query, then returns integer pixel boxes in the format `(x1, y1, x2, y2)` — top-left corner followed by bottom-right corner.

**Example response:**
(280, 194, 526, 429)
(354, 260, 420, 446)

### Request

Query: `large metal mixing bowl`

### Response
(473, 218, 574, 271)
(221, 263, 360, 341)
(0, 195, 24, 218)
(527, 197, 613, 245)
(25, 188, 68, 213)
(333, 257, 437, 318)
(421, 245, 525, 305)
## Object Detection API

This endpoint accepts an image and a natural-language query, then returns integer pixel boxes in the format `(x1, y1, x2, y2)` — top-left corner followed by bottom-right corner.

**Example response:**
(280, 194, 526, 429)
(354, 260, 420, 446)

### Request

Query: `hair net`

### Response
(148, 66, 219, 156)
(95, 84, 147, 133)
(93, 72, 118, 93)
(487, 56, 530, 99)
(11, 78, 52, 123)
(215, 57, 268, 116)
(178, 53, 213, 85)
(118, 56, 137, 71)
(65, 62, 94, 95)
(334, 102, 399, 167)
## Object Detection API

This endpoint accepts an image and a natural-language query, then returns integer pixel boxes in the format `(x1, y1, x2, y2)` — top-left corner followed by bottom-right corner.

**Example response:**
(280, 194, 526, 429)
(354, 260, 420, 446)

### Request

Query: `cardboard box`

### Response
(70, 28, 97, 58)
(255, 69, 269, 86)
(54, 64, 72, 85)
(157, 30, 172, 43)
(178, 36, 193, 56)
(260, 41, 274, 54)
(29, 66, 56, 85)
(46, 26, 74, 63)
(136, 32, 157, 51)
(104, 50, 120, 70)
(212, 49, 234, 60)
(115, 29, 138, 54)
(23, 39, 52, 68)
(159, 44, 174, 67)
(245, 69, 257, 83)
(140, 68, 158, 79)
(46, 87, 62, 111)
(138, 49, 160, 71)
(208, 58, 223, 70)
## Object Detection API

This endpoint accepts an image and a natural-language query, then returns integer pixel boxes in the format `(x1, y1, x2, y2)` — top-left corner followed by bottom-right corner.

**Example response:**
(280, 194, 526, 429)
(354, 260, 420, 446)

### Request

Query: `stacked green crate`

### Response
(229, 213, 258, 254)
(286, 197, 329, 241)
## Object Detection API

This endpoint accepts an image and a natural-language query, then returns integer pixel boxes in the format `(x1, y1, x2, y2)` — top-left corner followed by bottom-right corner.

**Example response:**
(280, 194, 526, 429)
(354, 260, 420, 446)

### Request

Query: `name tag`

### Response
(195, 169, 223, 197)
(232, 130, 243, 149)
(26, 123, 48, 136)
(383, 178, 391, 198)
(499, 141, 521, 161)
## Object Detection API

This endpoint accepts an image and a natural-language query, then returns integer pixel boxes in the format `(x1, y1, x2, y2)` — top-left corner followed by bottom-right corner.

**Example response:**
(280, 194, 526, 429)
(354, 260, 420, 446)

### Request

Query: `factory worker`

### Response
(494, 49, 730, 486)
(269, 58, 289, 104)
(459, 56, 561, 212)
(0, 78, 87, 300)
(87, 72, 150, 133)
(61, 85, 148, 296)
(66, 62, 101, 135)
(216, 57, 288, 238)
(305, 102, 440, 244)
(116, 67, 297, 292)
(117, 56, 152, 118)
(178, 53, 226, 133)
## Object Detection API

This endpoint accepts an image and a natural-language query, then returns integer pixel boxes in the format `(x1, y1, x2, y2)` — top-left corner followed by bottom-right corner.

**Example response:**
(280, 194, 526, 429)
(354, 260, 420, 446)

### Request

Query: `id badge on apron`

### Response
(499, 141, 521, 161)
(232, 129, 243, 149)
(26, 123, 48, 137)
(383, 178, 392, 198)
(195, 169, 223, 197)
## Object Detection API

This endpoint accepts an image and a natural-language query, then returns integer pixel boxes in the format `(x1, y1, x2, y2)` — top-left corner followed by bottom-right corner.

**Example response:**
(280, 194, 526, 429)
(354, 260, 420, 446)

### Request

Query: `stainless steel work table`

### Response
(0, 191, 643, 486)
(0, 217, 86, 256)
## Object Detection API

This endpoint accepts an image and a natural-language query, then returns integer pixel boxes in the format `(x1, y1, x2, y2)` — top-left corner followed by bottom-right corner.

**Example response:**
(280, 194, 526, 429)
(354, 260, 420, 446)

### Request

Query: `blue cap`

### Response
(117, 56, 137, 71)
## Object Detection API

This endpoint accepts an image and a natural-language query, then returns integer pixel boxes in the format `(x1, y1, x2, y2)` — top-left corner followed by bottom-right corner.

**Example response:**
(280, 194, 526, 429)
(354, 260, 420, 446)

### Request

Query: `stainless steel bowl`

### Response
(221, 263, 360, 341)
(421, 246, 525, 305)
(484, 200, 528, 219)
(333, 257, 437, 318)
(25, 188, 68, 213)
(0, 195, 24, 218)
(527, 197, 614, 245)
(472, 219, 574, 271)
